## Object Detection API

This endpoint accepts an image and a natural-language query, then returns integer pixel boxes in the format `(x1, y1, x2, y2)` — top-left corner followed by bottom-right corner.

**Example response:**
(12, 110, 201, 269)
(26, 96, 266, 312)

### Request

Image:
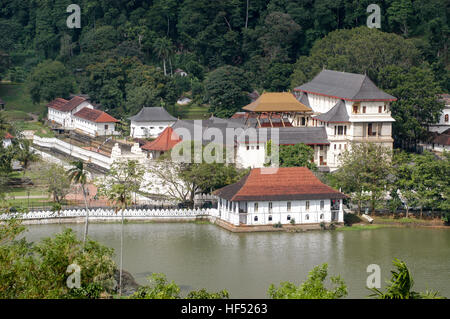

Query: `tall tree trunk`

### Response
(163, 59, 166, 76)
(119, 208, 124, 296)
(82, 184, 89, 246)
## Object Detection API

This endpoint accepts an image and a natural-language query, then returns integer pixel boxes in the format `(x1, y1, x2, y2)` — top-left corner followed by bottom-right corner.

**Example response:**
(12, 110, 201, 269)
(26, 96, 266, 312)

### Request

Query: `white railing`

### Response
(0, 208, 220, 221)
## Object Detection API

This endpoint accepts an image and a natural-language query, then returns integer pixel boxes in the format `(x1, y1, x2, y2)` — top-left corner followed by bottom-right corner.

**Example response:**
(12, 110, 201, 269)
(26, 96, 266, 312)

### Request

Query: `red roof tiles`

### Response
(215, 167, 346, 201)
(4, 133, 14, 139)
(73, 107, 119, 123)
(141, 126, 182, 151)
(47, 98, 69, 111)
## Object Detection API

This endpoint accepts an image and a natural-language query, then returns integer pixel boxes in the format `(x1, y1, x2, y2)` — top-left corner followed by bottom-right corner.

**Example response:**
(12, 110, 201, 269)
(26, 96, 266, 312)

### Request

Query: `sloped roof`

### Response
(73, 107, 119, 123)
(129, 107, 177, 122)
(294, 69, 396, 102)
(47, 98, 69, 111)
(237, 127, 329, 145)
(4, 132, 14, 139)
(47, 96, 87, 112)
(297, 92, 310, 108)
(242, 92, 312, 112)
(313, 100, 349, 123)
(141, 126, 182, 151)
(430, 130, 450, 146)
(214, 167, 346, 201)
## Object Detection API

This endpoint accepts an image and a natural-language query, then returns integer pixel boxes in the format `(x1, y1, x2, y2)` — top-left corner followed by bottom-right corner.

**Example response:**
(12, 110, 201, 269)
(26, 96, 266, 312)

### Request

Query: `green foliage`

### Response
(186, 288, 230, 299)
(268, 264, 347, 299)
(333, 142, 392, 214)
(369, 259, 445, 299)
(204, 66, 251, 118)
(343, 213, 362, 226)
(43, 164, 71, 204)
(278, 143, 317, 170)
(132, 273, 181, 299)
(27, 60, 76, 103)
(0, 228, 116, 299)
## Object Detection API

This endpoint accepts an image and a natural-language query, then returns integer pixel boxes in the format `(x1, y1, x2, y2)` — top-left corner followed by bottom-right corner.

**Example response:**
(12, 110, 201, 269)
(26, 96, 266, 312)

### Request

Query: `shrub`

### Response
(273, 222, 283, 228)
(344, 213, 361, 226)
(290, 218, 295, 225)
(442, 212, 450, 226)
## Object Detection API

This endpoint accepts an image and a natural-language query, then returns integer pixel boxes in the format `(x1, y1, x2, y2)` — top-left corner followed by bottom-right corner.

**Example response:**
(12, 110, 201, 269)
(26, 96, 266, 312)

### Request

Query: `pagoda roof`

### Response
(141, 126, 182, 151)
(214, 167, 346, 201)
(242, 92, 312, 113)
(129, 107, 177, 122)
(313, 100, 350, 123)
(294, 69, 396, 102)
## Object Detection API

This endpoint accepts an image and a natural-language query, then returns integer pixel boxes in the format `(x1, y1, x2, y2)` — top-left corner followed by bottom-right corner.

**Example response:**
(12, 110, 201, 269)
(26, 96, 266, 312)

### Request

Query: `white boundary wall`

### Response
(1, 208, 219, 222)
(33, 136, 113, 169)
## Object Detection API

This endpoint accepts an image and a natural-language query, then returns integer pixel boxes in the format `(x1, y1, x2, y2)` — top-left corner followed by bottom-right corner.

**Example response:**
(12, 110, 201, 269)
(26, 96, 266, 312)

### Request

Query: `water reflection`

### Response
(22, 223, 450, 298)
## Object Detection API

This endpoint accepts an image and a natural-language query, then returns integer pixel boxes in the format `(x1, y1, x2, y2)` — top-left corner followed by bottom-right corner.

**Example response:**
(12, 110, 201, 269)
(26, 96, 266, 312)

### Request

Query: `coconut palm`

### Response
(153, 37, 174, 76)
(16, 139, 39, 176)
(67, 160, 90, 245)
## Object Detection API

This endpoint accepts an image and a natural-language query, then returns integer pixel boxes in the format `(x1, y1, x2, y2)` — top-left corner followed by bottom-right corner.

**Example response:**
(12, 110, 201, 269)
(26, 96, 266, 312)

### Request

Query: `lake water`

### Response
(22, 223, 450, 298)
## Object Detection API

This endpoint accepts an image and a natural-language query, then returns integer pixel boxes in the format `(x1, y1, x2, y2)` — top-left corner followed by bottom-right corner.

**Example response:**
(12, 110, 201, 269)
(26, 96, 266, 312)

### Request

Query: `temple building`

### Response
(47, 96, 94, 129)
(214, 167, 346, 226)
(129, 107, 177, 138)
(72, 108, 119, 137)
(294, 69, 396, 170)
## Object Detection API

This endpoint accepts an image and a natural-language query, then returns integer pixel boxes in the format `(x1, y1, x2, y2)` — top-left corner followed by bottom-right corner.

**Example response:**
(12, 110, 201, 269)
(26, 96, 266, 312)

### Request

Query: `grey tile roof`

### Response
(129, 107, 177, 122)
(313, 100, 349, 123)
(294, 69, 396, 101)
(237, 127, 329, 145)
(297, 92, 310, 108)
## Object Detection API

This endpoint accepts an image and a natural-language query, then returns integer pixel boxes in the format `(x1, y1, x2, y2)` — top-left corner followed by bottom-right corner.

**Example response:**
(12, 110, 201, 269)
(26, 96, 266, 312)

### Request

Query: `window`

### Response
(159, 126, 163, 130)
(254, 203, 258, 212)
(368, 123, 376, 136)
(268, 215, 272, 221)
(378, 106, 382, 113)
(254, 216, 258, 222)
(150, 127, 155, 129)
(301, 117, 306, 126)
(320, 145, 323, 151)
(362, 106, 366, 113)
(320, 200, 324, 210)
(334, 144, 336, 150)
(305, 201, 310, 211)
(256, 145, 259, 150)
(339, 144, 341, 150)
(344, 126, 347, 135)
(287, 202, 291, 212)
(104, 124, 108, 130)
(445, 114, 449, 123)
(246, 146, 250, 150)
(287, 215, 291, 221)
(353, 105, 359, 114)
(305, 214, 309, 220)
(337, 126, 344, 135)
(268, 202, 273, 213)
(384, 105, 387, 112)
(320, 214, 324, 220)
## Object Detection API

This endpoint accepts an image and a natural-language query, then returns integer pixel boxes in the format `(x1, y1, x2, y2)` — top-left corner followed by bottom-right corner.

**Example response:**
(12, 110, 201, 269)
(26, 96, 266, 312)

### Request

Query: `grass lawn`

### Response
(337, 224, 388, 231)
(373, 216, 442, 225)
(0, 83, 47, 115)
(3, 110, 33, 121)
(177, 103, 210, 120)
(14, 121, 55, 137)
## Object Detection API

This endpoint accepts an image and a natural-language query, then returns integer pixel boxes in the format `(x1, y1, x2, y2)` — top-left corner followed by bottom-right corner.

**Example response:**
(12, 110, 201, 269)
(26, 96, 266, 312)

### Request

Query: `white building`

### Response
(72, 108, 119, 137)
(129, 107, 177, 138)
(2, 132, 14, 148)
(47, 96, 94, 129)
(214, 167, 345, 226)
(429, 94, 450, 133)
(294, 69, 396, 171)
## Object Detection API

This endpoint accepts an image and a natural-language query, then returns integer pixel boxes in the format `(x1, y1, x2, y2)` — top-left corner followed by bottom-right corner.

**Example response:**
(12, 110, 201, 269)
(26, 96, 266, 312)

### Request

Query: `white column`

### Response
(338, 200, 344, 223)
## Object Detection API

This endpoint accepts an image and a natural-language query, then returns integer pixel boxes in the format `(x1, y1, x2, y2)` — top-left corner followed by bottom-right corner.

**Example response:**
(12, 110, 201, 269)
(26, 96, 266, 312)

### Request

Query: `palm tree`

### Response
(153, 37, 173, 76)
(17, 139, 39, 176)
(67, 160, 90, 245)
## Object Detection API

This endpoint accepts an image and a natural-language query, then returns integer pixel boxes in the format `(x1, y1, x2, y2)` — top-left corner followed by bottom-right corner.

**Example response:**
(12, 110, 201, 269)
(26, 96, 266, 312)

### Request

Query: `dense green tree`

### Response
(333, 142, 392, 214)
(276, 143, 317, 170)
(268, 264, 347, 299)
(377, 64, 444, 150)
(204, 65, 251, 118)
(27, 60, 76, 103)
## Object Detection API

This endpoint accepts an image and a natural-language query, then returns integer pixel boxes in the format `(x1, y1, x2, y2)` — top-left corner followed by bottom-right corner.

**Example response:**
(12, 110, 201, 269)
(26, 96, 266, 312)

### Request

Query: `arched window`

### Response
(320, 214, 324, 220)
(287, 215, 291, 221)
(254, 216, 258, 222)
(268, 215, 272, 221)
(305, 214, 309, 220)
(445, 114, 449, 123)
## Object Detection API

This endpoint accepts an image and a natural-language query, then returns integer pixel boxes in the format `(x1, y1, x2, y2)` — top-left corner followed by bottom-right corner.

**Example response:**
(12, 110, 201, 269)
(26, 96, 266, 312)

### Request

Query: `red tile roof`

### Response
(141, 126, 182, 151)
(4, 132, 14, 139)
(47, 96, 88, 112)
(214, 167, 346, 201)
(47, 98, 69, 111)
(73, 107, 119, 123)
(431, 132, 450, 146)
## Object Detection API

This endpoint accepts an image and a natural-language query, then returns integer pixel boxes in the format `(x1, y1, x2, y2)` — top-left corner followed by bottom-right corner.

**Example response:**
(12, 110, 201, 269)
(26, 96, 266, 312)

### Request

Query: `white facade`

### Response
(429, 105, 450, 133)
(73, 117, 117, 137)
(130, 121, 175, 138)
(48, 101, 93, 128)
(217, 198, 343, 226)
